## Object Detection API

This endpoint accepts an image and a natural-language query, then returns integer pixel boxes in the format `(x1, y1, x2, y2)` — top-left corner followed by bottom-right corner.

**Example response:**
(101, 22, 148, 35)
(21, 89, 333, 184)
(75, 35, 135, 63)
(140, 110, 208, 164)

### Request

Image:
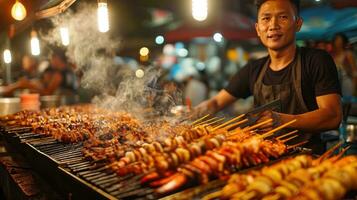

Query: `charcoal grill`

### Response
(0, 124, 165, 200)
(0, 122, 310, 200)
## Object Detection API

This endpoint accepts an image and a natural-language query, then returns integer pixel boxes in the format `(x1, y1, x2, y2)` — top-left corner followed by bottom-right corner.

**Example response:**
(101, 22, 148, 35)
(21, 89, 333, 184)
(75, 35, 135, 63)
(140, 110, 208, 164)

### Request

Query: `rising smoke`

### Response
(42, 2, 183, 119)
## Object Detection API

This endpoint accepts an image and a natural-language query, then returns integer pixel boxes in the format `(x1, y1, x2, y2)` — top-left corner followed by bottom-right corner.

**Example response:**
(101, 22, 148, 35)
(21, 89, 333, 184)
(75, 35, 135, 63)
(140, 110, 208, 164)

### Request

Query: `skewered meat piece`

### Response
(82, 120, 197, 162)
(219, 154, 356, 200)
(218, 155, 312, 199)
(153, 136, 288, 194)
(289, 156, 357, 200)
(110, 127, 254, 176)
(201, 147, 357, 200)
(2, 105, 148, 143)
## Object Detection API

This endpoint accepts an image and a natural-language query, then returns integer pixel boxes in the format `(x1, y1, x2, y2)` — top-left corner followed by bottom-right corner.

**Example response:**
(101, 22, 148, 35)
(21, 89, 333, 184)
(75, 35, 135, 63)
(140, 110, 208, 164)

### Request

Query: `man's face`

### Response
(255, 0, 302, 51)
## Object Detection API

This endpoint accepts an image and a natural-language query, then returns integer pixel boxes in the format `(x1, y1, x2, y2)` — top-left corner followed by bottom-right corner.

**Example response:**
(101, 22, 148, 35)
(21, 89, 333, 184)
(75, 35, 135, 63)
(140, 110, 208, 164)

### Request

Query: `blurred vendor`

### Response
(40, 49, 78, 96)
(2, 54, 42, 96)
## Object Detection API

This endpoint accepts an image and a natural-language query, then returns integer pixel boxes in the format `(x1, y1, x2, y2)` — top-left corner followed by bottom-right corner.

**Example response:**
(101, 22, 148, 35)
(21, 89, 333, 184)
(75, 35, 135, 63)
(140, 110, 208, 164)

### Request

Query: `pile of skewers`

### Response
(202, 143, 356, 200)
(99, 114, 301, 195)
(81, 120, 195, 162)
(1, 105, 310, 197)
(0, 105, 150, 143)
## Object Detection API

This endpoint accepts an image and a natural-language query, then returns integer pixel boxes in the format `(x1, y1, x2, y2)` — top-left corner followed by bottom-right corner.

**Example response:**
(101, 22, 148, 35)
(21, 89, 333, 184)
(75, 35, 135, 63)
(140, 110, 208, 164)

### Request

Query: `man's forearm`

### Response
(279, 108, 342, 132)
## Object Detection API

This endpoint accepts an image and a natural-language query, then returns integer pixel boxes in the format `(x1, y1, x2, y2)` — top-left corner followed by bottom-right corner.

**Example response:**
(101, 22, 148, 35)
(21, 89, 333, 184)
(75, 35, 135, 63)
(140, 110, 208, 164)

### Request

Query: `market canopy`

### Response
(164, 12, 257, 42)
(0, 0, 76, 38)
(298, 6, 357, 41)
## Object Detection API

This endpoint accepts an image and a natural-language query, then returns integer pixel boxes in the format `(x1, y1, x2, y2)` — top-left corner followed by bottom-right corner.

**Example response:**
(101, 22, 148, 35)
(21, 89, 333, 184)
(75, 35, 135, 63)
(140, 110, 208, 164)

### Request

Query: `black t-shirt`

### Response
(225, 47, 341, 111)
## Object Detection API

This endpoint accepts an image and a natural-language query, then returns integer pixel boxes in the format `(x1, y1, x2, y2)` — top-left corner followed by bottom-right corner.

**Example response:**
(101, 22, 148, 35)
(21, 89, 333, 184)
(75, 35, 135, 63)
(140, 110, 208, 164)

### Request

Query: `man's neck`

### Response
(268, 45, 297, 71)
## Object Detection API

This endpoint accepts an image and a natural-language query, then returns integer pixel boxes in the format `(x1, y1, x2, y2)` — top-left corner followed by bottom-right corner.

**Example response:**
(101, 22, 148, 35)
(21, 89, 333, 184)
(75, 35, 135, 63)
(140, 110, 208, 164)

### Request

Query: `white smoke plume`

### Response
(41, 2, 184, 119)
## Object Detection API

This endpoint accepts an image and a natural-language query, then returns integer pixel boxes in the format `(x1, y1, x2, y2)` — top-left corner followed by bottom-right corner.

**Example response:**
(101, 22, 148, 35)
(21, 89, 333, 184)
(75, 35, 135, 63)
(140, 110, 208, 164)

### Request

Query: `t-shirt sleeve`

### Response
(224, 63, 252, 98)
(311, 51, 341, 96)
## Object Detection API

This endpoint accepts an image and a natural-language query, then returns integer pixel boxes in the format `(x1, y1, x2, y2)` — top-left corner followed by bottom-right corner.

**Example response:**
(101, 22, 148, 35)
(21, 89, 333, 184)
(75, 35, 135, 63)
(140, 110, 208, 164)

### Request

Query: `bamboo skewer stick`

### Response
(194, 117, 219, 127)
(224, 119, 249, 131)
(244, 118, 273, 131)
(276, 130, 298, 140)
(341, 145, 351, 154)
(287, 140, 308, 150)
(203, 118, 226, 127)
(281, 135, 299, 143)
(201, 190, 222, 200)
(259, 119, 297, 139)
(191, 114, 210, 125)
(329, 146, 351, 162)
(210, 114, 245, 131)
(316, 141, 343, 164)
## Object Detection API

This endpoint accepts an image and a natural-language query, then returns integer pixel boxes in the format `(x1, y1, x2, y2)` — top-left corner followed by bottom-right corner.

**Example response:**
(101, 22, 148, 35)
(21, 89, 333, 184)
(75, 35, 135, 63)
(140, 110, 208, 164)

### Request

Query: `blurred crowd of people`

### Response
(2, 32, 357, 114)
(307, 33, 357, 97)
(1, 48, 78, 98)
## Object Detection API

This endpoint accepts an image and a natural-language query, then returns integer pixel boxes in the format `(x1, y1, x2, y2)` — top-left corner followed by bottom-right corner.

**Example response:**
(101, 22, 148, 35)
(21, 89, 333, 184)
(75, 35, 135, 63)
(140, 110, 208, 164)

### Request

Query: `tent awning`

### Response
(298, 6, 357, 41)
(165, 12, 257, 42)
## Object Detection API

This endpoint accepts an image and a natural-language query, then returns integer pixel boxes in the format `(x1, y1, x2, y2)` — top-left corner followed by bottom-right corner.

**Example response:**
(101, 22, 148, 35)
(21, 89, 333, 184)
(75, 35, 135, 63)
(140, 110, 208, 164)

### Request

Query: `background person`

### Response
(2, 54, 41, 96)
(331, 33, 357, 97)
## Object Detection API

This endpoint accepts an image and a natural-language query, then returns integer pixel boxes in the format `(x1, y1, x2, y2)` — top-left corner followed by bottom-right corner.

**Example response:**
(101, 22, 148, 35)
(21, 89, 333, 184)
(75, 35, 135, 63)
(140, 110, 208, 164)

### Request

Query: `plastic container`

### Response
(20, 93, 40, 111)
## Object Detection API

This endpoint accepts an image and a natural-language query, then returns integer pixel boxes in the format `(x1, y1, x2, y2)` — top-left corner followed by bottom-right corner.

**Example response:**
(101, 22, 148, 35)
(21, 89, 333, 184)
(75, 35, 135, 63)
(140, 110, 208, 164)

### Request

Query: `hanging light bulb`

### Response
(30, 30, 41, 56)
(97, 0, 109, 33)
(60, 27, 70, 46)
(11, 0, 27, 21)
(3, 49, 12, 64)
(192, 0, 208, 21)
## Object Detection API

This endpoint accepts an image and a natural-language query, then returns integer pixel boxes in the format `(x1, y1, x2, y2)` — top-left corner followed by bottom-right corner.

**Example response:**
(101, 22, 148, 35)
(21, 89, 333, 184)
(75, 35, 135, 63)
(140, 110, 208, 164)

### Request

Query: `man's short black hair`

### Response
(255, 0, 300, 16)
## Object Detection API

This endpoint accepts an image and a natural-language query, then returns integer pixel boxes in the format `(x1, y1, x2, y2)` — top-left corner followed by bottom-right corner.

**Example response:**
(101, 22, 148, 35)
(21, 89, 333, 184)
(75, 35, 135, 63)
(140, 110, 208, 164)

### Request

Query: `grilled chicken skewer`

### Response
(203, 144, 355, 200)
(151, 135, 289, 194)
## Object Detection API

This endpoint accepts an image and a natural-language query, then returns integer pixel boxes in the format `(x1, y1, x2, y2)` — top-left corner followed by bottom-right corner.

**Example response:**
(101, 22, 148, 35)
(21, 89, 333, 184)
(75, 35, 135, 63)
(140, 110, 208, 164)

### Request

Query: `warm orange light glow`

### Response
(140, 55, 149, 62)
(11, 1, 27, 21)
(139, 47, 149, 56)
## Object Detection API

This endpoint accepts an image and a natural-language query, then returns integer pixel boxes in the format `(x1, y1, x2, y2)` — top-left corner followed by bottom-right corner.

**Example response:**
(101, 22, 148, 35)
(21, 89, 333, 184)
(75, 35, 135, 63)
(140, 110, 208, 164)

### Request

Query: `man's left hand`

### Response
(255, 110, 281, 132)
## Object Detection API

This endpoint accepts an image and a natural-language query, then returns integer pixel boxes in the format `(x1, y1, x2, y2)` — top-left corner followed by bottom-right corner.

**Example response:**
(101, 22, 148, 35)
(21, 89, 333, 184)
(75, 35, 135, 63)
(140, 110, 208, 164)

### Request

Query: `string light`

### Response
(135, 69, 145, 78)
(11, 0, 27, 21)
(3, 49, 12, 64)
(155, 35, 165, 45)
(30, 30, 41, 56)
(213, 32, 223, 42)
(192, 0, 208, 21)
(60, 27, 70, 46)
(139, 47, 149, 56)
(97, 0, 109, 33)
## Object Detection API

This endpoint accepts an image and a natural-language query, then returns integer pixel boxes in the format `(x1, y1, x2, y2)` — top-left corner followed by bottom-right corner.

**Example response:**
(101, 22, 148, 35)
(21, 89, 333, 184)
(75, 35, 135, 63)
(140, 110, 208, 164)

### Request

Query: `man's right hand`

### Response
(186, 89, 237, 121)
(189, 100, 217, 120)
(254, 110, 282, 132)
